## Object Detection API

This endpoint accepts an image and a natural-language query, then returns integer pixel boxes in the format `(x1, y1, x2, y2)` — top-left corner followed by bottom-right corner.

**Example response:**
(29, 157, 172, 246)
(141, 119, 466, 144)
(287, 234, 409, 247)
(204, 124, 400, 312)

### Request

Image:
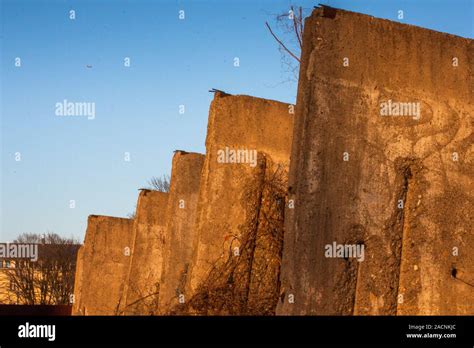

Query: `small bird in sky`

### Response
(86, 65, 92, 69)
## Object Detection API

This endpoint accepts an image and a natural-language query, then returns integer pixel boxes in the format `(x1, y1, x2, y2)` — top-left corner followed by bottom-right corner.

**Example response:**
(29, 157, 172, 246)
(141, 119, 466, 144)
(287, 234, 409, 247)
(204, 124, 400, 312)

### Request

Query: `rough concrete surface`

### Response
(158, 151, 205, 312)
(187, 92, 293, 313)
(72, 215, 133, 315)
(122, 190, 168, 315)
(277, 6, 473, 315)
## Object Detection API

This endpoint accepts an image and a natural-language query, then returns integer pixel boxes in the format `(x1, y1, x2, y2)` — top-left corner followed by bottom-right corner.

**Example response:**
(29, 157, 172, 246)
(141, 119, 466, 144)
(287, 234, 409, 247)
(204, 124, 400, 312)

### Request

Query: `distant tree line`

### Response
(4, 233, 80, 305)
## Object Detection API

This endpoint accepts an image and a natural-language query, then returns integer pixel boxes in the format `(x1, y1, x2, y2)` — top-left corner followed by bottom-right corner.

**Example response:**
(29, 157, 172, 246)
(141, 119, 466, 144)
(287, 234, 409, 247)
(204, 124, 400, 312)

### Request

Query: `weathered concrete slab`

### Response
(122, 190, 168, 315)
(71, 245, 84, 314)
(158, 151, 205, 312)
(277, 6, 473, 315)
(187, 92, 293, 314)
(72, 215, 133, 315)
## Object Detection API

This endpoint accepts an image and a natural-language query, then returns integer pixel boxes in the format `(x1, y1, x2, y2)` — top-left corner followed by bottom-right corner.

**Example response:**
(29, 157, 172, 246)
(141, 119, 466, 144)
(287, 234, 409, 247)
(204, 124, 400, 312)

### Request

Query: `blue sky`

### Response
(1, 0, 472, 242)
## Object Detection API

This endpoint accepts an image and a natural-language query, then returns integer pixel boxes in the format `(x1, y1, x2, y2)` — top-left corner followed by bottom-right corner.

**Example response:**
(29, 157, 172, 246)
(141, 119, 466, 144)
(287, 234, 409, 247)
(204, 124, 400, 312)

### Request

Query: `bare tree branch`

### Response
(147, 175, 170, 192)
(265, 21, 301, 63)
(291, 6, 302, 49)
(299, 7, 304, 43)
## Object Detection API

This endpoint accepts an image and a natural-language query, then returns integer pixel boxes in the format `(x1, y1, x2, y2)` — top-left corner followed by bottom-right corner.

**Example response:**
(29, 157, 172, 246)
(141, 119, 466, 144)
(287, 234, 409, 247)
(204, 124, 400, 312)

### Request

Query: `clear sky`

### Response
(1, 0, 472, 242)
